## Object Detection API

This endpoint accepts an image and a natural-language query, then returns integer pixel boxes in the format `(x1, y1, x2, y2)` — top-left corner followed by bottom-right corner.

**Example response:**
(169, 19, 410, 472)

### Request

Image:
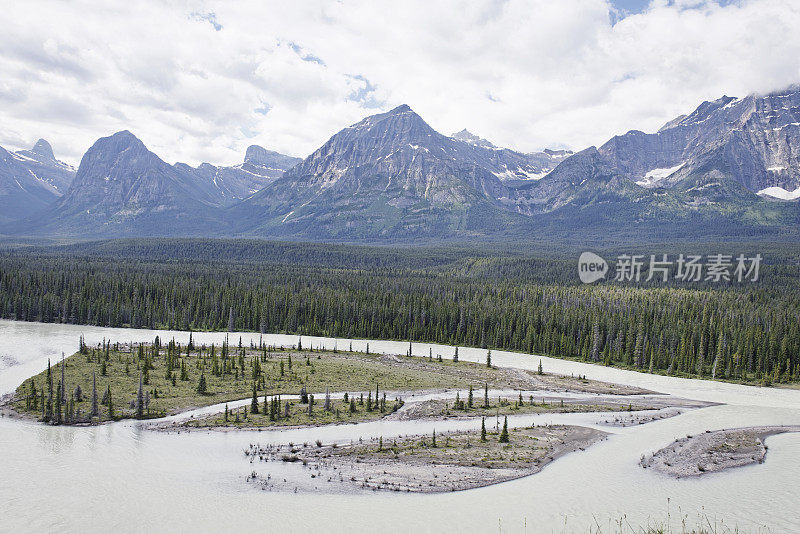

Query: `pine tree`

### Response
(453, 347, 459, 362)
(55, 383, 63, 424)
(486, 349, 492, 368)
(60, 353, 66, 405)
(91, 371, 99, 419)
(538, 359, 543, 375)
(106, 386, 114, 420)
(45, 358, 53, 422)
(224, 404, 229, 422)
(484, 383, 489, 408)
(481, 417, 487, 442)
(197, 373, 207, 395)
(499, 416, 509, 443)
(136, 372, 144, 419)
(468, 385, 473, 408)
(431, 429, 437, 448)
(251, 382, 259, 414)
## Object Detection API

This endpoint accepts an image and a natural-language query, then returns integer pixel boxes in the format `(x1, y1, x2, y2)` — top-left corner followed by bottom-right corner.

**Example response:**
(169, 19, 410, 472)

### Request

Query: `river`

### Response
(1, 319, 799, 533)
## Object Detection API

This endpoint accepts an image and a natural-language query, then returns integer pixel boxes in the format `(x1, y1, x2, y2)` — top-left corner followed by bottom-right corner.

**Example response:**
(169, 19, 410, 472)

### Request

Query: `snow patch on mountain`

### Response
(758, 186, 800, 200)
(635, 162, 686, 187)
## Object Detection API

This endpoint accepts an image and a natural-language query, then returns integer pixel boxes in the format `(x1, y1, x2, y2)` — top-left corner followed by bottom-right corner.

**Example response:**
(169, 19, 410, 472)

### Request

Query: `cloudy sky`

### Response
(2, 0, 799, 166)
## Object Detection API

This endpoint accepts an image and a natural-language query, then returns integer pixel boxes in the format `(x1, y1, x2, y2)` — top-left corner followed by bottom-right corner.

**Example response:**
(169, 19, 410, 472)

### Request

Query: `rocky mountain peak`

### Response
(31, 139, 55, 161)
(451, 129, 497, 149)
(388, 104, 413, 114)
(244, 145, 270, 164)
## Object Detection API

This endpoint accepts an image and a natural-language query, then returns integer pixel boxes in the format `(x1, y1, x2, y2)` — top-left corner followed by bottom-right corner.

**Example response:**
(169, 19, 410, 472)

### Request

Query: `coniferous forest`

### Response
(1, 238, 799, 385)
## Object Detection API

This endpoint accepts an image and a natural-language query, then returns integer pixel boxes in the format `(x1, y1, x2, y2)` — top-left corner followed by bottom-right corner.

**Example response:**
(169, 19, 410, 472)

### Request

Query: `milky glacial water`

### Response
(1, 319, 799, 533)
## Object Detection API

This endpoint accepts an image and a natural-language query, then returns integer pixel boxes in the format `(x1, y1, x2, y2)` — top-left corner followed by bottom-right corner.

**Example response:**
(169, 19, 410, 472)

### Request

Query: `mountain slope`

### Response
(174, 145, 301, 206)
(18, 131, 225, 237)
(0, 139, 75, 223)
(509, 87, 800, 231)
(235, 105, 565, 239)
(450, 128, 569, 180)
(592, 88, 800, 196)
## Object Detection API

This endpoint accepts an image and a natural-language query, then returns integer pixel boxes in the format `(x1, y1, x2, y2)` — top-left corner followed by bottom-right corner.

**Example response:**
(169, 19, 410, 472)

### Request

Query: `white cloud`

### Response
(0, 0, 799, 166)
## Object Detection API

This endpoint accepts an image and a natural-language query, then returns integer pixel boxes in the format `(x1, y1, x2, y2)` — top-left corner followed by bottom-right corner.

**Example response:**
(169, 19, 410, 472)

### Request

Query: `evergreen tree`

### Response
(197, 373, 208, 395)
(55, 383, 63, 424)
(481, 417, 487, 442)
(486, 349, 492, 368)
(45, 358, 53, 422)
(250, 382, 260, 414)
(499, 416, 509, 443)
(91, 371, 99, 419)
(136, 372, 144, 419)
(106, 386, 114, 420)
(60, 353, 66, 405)
(468, 385, 473, 408)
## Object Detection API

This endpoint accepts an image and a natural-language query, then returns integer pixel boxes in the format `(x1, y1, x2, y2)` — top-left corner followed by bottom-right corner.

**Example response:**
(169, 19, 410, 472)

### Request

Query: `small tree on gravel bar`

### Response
(499, 416, 509, 443)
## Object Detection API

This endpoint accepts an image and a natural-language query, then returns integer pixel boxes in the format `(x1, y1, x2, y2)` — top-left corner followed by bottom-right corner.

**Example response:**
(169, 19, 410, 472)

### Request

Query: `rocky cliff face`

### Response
(175, 145, 302, 206)
(7, 88, 800, 241)
(27, 131, 224, 236)
(238, 105, 530, 238)
(593, 88, 800, 197)
(450, 128, 569, 181)
(0, 139, 75, 222)
(14, 139, 75, 193)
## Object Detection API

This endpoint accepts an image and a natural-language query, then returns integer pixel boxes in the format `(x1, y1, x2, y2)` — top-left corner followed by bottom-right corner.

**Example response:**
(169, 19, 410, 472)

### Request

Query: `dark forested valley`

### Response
(1, 238, 798, 385)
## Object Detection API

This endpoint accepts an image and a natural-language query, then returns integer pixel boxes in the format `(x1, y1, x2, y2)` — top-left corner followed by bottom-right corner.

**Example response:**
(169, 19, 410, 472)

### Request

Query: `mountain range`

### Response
(3, 86, 800, 243)
(0, 139, 75, 223)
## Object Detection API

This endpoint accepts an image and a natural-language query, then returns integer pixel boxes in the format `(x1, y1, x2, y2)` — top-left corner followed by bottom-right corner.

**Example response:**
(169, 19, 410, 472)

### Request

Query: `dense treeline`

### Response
(1, 239, 799, 384)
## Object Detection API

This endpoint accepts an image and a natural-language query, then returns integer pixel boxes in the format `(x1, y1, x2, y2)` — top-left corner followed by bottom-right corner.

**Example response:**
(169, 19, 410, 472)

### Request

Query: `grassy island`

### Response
(10, 335, 648, 426)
